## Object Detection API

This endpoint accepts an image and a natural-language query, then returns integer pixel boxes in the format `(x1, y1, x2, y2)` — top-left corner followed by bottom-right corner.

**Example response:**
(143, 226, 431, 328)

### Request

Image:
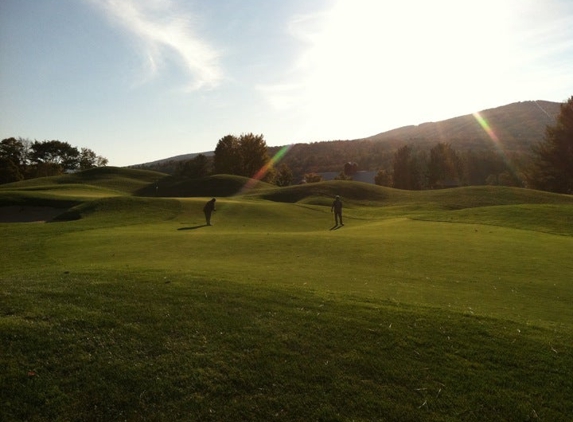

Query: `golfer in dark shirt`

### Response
(331, 195, 344, 226)
(203, 198, 216, 226)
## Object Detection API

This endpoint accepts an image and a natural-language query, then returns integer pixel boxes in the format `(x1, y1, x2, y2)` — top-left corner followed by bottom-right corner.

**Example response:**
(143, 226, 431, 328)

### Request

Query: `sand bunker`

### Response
(0, 206, 64, 223)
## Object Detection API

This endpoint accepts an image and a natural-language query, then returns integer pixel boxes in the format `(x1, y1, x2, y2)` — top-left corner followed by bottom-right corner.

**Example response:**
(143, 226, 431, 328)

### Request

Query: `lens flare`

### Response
(473, 111, 500, 143)
(239, 144, 293, 194)
(473, 111, 520, 184)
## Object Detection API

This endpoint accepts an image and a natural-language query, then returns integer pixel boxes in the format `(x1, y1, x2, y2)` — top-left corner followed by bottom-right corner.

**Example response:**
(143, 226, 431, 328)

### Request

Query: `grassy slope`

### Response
(0, 167, 165, 194)
(1, 169, 572, 421)
(0, 167, 166, 208)
(135, 173, 275, 197)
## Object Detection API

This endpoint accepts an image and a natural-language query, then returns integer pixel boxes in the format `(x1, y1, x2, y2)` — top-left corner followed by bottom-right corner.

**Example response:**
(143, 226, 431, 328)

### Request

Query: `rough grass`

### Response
(1, 168, 572, 421)
(2, 271, 571, 422)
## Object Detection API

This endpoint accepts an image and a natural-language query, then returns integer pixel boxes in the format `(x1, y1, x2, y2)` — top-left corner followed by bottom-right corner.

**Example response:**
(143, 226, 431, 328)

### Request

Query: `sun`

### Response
(281, 0, 519, 139)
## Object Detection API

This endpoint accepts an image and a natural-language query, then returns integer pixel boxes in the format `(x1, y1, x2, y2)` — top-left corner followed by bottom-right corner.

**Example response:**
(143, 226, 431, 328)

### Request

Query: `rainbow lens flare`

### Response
(239, 144, 293, 194)
(473, 111, 500, 144)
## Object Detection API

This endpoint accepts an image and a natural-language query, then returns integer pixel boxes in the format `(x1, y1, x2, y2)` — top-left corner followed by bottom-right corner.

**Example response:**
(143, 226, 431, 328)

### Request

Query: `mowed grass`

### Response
(1, 169, 573, 421)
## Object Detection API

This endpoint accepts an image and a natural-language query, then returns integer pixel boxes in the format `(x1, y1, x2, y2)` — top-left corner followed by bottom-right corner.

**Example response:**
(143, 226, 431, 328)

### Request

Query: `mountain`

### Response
(362, 100, 560, 152)
(133, 100, 562, 173)
(137, 151, 214, 167)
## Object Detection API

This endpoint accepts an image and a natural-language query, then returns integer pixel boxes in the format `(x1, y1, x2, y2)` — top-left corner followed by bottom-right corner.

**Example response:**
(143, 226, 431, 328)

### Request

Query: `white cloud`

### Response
(85, 0, 223, 91)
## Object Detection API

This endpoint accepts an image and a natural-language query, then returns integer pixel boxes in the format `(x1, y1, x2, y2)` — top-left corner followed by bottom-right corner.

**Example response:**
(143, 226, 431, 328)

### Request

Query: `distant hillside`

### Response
(134, 100, 562, 178)
(135, 151, 214, 168)
(271, 100, 561, 178)
(363, 100, 560, 151)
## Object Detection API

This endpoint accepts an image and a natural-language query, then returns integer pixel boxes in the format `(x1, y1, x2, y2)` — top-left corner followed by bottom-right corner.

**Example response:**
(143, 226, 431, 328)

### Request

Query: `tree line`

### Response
(7, 96, 569, 194)
(382, 96, 572, 193)
(163, 133, 294, 187)
(157, 96, 573, 194)
(148, 135, 537, 189)
(371, 142, 522, 190)
(0, 138, 108, 184)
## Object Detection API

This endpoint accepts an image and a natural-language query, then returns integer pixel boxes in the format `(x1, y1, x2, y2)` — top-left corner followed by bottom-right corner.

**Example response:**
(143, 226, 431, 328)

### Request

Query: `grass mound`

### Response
(69, 167, 165, 194)
(137, 174, 275, 197)
(258, 181, 573, 205)
(0, 189, 82, 209)
(414, 185, 573, 210)
(1, 167, 165, 195)
(255, 180, 396, 204)
(53, 196, 182, 224)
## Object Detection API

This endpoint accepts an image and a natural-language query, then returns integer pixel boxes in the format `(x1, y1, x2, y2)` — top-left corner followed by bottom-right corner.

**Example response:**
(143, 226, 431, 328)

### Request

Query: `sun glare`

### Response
(273, 0, 520, 140)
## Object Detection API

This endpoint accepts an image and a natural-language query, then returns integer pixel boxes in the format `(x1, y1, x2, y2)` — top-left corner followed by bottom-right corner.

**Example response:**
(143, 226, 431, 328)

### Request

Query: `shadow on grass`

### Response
(330, 224, 343, 231)
(178, 225, 209, 231)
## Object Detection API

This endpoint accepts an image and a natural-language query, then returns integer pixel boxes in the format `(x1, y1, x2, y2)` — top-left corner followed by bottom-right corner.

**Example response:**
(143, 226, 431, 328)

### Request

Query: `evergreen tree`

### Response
(527, 96, 573, 193)
(392, 145, 421, 190)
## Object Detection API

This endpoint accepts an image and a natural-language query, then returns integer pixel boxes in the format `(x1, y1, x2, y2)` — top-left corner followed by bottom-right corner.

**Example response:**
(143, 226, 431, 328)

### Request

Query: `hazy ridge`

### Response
(139, 100, 561, 167)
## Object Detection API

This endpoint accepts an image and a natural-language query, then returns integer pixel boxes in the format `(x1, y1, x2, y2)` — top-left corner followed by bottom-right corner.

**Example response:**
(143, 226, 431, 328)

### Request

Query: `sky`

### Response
(1, 0, 572, 167)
